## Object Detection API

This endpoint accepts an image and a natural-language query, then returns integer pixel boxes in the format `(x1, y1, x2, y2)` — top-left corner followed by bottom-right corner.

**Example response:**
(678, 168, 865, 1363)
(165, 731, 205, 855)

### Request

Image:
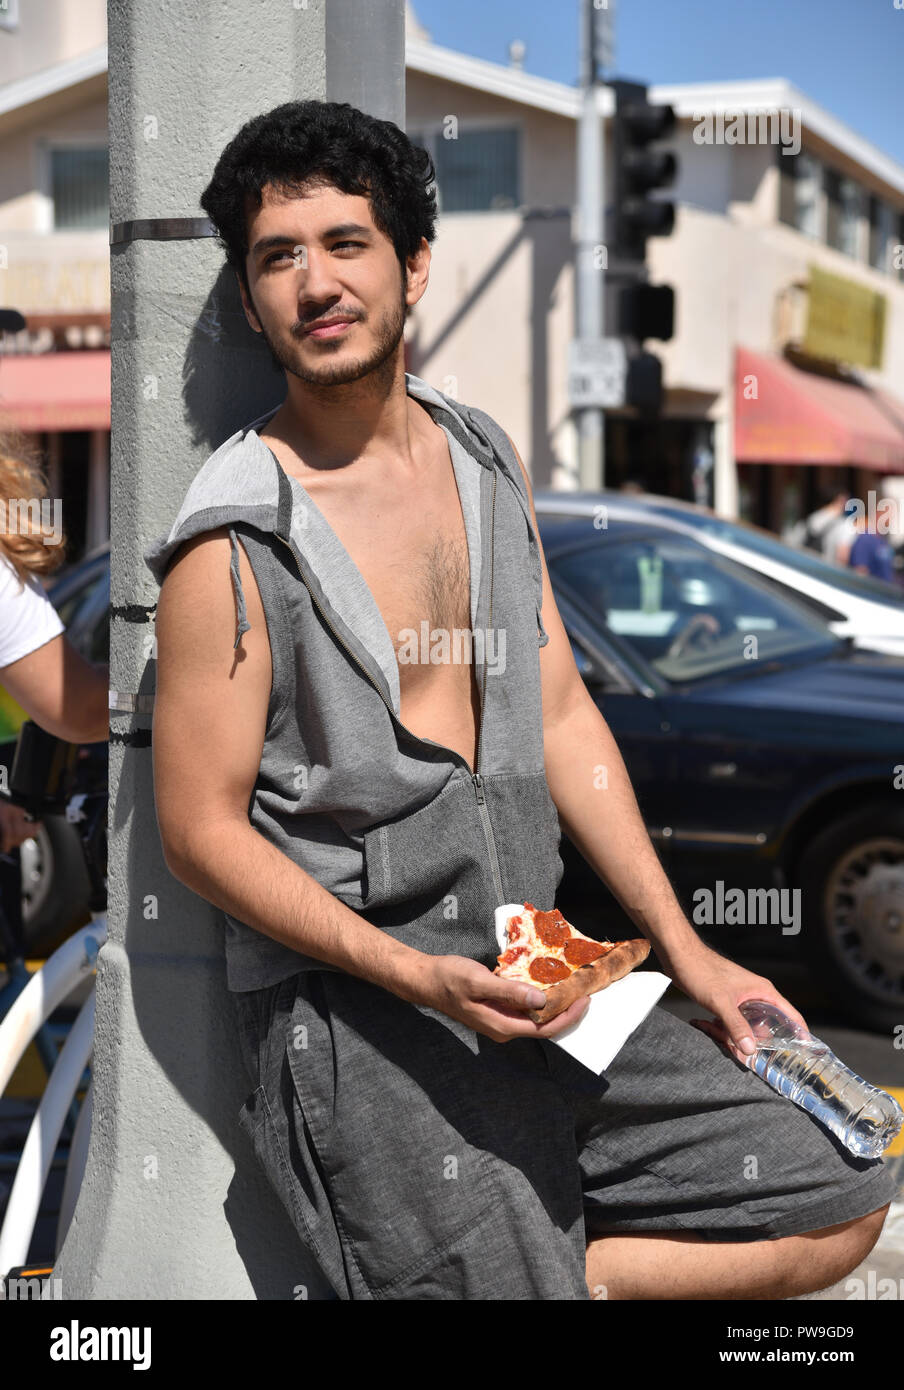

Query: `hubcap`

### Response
(824, 837, 904, 1004)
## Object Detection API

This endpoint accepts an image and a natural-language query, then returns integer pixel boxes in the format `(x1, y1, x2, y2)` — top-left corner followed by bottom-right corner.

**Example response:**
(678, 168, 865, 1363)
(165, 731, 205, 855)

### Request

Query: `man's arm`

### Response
(0, 637, 109, 744)
(151, 523, 582, 1043)
(503, 432, 808, 1056)
(152, 525, 429, 999)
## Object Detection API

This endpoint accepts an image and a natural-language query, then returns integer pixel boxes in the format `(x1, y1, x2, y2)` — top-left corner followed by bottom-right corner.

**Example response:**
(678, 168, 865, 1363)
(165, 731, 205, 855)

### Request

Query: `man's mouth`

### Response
(302, 318, 356, 339)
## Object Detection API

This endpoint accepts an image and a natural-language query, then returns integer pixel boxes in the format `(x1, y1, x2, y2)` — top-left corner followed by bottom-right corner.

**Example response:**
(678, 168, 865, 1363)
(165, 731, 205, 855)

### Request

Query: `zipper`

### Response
(472, 772, 505, 904)
(274, 474, 506, 904)
(471, 471, 505, 903)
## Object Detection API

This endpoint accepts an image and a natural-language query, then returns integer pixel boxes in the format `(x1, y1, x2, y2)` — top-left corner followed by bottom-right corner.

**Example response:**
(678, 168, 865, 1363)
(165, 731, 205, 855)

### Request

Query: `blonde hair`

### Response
(0, 426, 67, 592)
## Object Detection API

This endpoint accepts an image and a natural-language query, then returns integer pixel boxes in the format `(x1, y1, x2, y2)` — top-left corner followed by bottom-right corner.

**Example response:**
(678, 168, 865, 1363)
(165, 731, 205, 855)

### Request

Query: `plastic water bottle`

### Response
(738, 999, 903, 1160)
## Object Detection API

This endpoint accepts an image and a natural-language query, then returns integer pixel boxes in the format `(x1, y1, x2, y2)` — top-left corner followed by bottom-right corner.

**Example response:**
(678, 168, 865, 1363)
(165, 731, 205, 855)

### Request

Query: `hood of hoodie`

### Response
(142, 372, 536, 714)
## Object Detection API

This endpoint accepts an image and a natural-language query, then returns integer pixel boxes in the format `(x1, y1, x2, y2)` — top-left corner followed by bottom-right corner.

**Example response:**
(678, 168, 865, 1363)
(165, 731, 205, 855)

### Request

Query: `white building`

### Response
(0, 0, 108, 556)
(404, 7, 904, 532)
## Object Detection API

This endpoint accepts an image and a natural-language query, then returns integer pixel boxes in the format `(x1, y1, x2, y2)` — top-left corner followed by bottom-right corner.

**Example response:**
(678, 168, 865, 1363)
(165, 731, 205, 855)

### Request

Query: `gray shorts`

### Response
(231, 968, 897, 1301)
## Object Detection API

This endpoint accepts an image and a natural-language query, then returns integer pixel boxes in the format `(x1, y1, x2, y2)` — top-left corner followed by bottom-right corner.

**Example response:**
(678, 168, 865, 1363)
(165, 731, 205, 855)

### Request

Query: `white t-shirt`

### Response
(0, 550, 65, 671)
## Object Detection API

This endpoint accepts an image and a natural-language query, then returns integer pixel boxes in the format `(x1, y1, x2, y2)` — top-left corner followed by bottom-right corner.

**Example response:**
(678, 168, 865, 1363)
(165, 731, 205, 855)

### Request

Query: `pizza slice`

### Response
(493, 902, 650, 1024)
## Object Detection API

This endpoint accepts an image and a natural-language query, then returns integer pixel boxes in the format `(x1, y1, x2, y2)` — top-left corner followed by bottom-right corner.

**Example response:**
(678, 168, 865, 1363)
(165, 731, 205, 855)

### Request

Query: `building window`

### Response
(868, 196, 896, 273)
(825, 167, 863, 258)
(51, 147, 109, 230)
(409, 126, 520, 213)
(897, 212, 904, 283)
(778, 150, 821, 238)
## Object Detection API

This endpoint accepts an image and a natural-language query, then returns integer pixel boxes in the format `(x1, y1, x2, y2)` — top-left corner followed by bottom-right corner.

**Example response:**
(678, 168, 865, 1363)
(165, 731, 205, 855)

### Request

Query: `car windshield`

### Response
(550, 533, 843, 683)
(640, 503, 904, 606)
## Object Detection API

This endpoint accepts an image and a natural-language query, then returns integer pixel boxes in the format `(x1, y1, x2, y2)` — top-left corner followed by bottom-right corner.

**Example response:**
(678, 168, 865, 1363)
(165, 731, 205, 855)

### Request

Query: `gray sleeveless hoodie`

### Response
(143, 373, 564, 992)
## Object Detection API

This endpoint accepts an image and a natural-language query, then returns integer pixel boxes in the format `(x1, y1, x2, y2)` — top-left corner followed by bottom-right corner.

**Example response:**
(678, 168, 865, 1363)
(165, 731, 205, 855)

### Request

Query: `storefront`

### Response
(0, 342, 110, 561)
(734, 344, 904, 536)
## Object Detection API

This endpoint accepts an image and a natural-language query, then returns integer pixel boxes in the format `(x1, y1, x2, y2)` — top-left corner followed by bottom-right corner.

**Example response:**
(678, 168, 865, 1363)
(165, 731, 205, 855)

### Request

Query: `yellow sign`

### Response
(0, 260, 109, 315)
(804, 264, 886, 369)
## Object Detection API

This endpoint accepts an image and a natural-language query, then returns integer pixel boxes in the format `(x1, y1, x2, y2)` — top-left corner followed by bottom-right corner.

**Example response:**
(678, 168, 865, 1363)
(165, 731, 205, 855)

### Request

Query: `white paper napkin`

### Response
(494, 904, 671, 1074)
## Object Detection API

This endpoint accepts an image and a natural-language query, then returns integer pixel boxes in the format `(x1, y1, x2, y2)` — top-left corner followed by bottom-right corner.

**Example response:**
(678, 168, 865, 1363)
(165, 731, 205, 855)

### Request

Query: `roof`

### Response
(405, 40, 904, 201)
(0, 44, 107, 120)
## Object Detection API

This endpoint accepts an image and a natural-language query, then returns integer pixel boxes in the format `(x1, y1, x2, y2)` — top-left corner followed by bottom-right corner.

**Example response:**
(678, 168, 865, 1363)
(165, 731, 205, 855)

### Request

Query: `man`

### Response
(787, 486, 855, 565)
(848, 512, 897, 584)
(145, 101, 893, 1301)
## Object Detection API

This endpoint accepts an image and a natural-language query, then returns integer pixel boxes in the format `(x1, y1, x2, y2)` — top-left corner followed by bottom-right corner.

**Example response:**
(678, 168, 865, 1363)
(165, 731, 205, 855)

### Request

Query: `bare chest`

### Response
(336, 493, 472, 656)
(263, 423, 482, 768)
(270, 436, 473, 655)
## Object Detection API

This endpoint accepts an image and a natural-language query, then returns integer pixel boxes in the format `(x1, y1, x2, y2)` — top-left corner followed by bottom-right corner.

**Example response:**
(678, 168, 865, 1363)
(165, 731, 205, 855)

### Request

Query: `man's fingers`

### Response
(533, 995, 591, 1037)
(481, 978, 548, 1013)
(691, 1017, 753, 1066)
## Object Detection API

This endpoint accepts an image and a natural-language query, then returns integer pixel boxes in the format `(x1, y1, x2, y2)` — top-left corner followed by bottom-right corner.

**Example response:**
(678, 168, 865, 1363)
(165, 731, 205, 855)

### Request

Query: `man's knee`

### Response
(804, 1202, 890, 1283)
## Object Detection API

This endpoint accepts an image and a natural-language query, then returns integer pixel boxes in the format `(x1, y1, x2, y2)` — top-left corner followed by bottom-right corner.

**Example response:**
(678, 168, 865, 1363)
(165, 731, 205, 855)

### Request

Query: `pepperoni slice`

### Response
(528, 956, 570, 984)
(499, 945, 528, 967)
(563, 938, 607, 966)
(534, 908, 569, 948)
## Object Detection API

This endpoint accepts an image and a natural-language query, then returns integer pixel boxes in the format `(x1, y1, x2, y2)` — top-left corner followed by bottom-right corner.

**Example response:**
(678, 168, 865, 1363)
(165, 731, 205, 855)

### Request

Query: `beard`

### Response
(253, 282, 408, 388)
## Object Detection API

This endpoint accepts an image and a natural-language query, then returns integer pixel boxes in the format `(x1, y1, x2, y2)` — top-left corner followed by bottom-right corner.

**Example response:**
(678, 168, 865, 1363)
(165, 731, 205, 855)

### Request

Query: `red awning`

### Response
(735, 346, 904, 471)
(0, 350, 110, 432)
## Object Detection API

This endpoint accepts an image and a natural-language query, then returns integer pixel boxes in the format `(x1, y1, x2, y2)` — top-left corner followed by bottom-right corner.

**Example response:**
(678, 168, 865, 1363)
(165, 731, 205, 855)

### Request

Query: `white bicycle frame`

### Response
(0, 913, 106, 1277)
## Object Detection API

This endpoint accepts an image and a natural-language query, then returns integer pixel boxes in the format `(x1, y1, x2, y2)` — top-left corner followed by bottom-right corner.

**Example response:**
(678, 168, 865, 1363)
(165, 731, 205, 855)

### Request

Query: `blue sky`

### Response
(412, 0, 904, 167)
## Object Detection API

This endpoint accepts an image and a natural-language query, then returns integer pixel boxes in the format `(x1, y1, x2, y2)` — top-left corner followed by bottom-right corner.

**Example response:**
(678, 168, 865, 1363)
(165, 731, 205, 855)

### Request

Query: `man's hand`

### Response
(662, 939, 809, 1066)
(415, 954, 591, 1043)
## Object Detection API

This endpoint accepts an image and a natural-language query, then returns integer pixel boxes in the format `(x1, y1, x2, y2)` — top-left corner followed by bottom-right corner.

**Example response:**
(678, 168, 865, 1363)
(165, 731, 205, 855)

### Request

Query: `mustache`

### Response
(293, 313, 361, 335)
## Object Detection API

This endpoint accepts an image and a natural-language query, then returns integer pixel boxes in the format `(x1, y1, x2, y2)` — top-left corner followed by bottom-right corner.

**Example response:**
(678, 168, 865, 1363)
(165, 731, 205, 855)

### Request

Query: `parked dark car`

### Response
(537, 510, 904, 1032)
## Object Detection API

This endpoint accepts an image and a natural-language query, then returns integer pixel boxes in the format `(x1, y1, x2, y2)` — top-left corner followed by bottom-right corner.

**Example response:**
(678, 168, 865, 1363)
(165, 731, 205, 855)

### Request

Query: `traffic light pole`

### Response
(574, 0, 608, 489)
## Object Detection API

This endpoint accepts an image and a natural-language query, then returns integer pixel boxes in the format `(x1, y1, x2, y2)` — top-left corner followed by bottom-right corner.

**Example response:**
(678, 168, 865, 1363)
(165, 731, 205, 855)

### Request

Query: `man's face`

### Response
(238, 179, 428, 386)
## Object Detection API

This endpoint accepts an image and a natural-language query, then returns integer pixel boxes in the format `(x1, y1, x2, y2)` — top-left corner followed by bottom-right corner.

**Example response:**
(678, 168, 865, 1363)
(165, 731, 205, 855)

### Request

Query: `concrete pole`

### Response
(575, 0, 607, 489)
(54, 0, 405, 1301)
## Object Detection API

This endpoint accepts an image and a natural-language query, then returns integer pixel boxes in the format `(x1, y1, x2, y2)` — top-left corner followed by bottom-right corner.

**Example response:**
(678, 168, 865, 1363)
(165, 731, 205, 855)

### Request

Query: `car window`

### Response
(643, 506, 904, 606)
(549, 534, 842, 683)
(57, 570, 109, 660)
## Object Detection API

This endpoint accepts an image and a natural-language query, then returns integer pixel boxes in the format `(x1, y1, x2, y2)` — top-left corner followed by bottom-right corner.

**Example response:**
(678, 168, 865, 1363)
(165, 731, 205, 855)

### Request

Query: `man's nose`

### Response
(296, 249, 345, 305)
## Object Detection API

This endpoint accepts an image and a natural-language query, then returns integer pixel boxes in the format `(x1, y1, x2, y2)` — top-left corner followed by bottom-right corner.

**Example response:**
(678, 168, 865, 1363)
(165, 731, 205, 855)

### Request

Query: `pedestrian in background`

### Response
(0, 430, 108, 860)
(848, 507, 897, 585)
(789, 486, 856, 566)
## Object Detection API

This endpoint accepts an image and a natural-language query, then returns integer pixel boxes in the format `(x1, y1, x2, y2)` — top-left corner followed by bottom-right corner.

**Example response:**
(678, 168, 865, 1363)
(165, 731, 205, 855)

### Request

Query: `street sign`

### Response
(568, 337, 627, 408)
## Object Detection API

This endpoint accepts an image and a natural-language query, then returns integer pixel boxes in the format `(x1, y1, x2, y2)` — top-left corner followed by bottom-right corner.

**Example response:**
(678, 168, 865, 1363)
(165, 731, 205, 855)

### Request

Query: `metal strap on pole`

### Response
(109, 218, 217, 246)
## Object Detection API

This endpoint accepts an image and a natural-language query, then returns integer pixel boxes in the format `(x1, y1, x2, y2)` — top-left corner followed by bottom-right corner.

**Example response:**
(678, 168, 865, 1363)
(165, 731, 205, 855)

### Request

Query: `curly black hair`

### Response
(200, 100, 438, 293)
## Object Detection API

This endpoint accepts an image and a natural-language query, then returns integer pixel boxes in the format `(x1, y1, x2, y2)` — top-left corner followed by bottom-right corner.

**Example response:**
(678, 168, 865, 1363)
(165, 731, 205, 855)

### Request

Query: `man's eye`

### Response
(265, 242, 363, 265)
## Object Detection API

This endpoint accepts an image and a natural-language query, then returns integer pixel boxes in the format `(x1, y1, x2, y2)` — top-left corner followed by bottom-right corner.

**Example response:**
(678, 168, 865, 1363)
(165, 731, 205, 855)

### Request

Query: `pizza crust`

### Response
(523, 937, 651, 1024)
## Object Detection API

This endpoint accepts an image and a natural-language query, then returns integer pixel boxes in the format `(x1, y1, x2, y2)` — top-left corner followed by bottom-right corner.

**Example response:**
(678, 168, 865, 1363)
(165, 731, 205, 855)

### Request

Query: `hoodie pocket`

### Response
(479, 770, 564, 910)
(361, 768, 564, 965)
(361, 773, 503, 968)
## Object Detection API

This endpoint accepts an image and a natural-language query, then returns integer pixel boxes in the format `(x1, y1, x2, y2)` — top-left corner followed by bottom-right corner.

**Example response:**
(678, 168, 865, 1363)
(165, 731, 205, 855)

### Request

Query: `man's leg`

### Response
(547, 1004, 898, 1301)
(585, 1202, 891, 1300)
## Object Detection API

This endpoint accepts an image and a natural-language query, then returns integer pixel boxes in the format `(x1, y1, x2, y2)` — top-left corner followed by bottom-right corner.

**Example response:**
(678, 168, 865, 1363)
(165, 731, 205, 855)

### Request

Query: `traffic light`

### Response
(625, 352, 662, 415)
(617, 282, 675, 343)
(610, 79, 677, 264)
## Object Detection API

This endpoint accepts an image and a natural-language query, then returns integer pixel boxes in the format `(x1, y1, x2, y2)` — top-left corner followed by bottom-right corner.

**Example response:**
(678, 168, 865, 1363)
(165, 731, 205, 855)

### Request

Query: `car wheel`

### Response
(796, 804, 904, 1033)
(19, 815, 92, 958)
